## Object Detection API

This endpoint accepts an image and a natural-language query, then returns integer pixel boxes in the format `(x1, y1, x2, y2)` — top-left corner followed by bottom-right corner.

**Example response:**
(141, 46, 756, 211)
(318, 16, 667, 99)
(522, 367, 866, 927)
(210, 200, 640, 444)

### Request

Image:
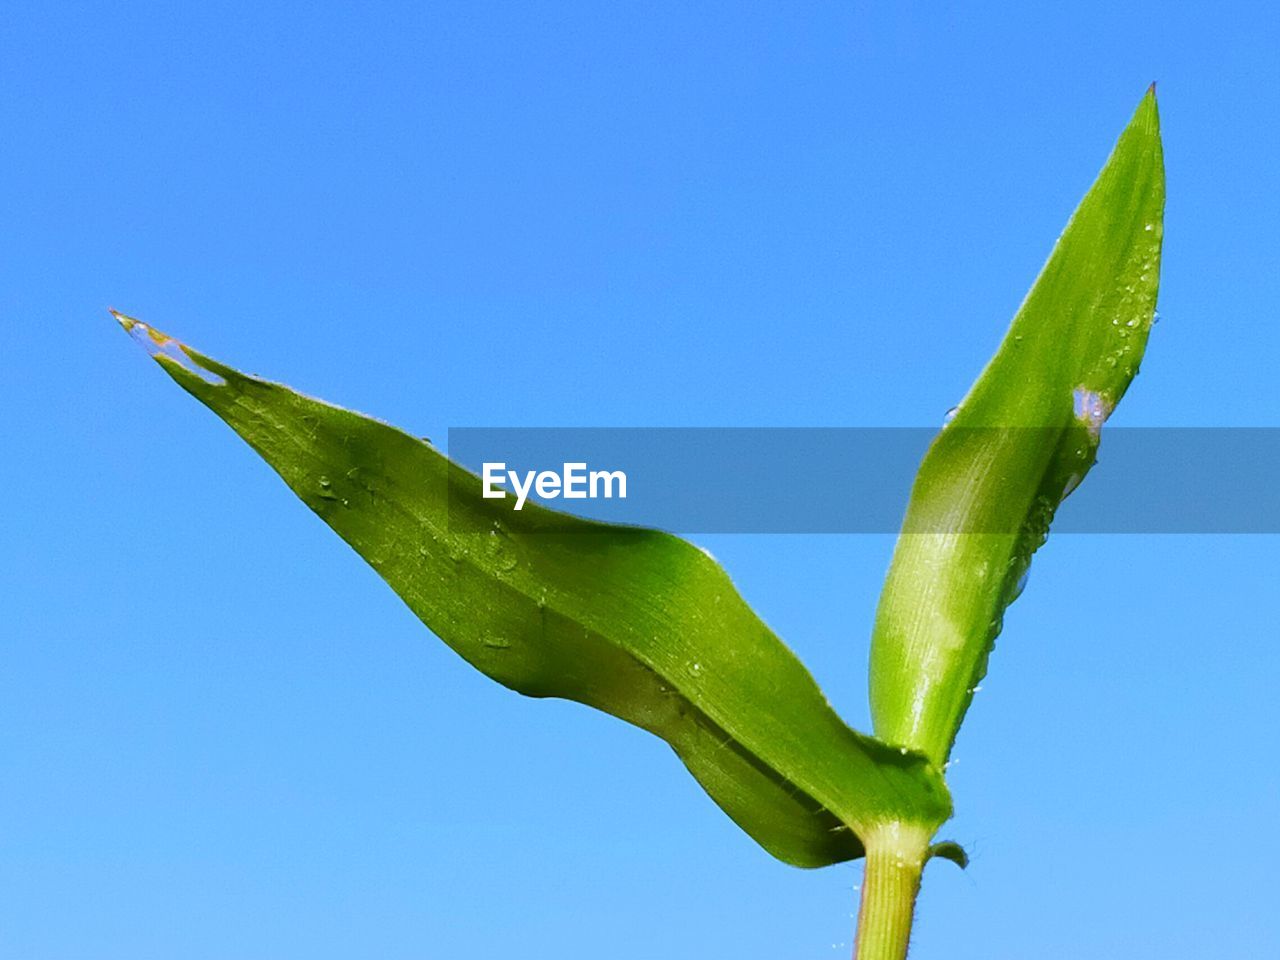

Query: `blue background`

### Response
(3, 2, 1277, 957)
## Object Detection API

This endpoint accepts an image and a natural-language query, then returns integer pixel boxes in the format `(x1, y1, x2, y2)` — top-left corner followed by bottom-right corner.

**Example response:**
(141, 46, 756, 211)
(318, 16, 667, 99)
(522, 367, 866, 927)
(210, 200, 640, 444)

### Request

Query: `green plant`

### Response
(118, 87, 1163, 958)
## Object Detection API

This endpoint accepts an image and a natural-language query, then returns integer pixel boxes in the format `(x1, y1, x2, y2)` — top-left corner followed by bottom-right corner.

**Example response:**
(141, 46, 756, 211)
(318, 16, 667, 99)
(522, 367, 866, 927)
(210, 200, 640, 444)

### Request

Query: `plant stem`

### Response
(852, 822, 931, 960)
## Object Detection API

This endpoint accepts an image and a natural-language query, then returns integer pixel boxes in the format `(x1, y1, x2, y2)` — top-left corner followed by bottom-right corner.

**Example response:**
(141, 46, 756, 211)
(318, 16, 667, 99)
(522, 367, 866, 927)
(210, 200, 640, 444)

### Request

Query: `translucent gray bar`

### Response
(446, 428, 1280, 533)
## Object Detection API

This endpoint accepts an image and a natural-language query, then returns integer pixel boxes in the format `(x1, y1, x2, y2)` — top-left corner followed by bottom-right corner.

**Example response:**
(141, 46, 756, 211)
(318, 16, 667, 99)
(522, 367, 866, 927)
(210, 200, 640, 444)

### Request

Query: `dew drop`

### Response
(1007, 566, 1030, 602)
(484, 525, 519, 572)
(316, 475, 341, 502)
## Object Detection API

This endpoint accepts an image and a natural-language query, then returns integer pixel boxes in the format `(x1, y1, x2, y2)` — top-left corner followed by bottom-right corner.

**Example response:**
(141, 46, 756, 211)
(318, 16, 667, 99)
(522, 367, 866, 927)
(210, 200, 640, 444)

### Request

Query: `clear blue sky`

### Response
(3, 2, 1278, 957)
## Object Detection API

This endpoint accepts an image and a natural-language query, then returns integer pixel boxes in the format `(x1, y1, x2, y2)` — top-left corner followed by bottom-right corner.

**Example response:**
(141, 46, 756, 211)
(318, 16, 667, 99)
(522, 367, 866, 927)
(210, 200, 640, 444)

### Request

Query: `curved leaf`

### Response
(927, 840, 969, 870)
(117, 315, 951, 867)
(869, 87, 1165, 763)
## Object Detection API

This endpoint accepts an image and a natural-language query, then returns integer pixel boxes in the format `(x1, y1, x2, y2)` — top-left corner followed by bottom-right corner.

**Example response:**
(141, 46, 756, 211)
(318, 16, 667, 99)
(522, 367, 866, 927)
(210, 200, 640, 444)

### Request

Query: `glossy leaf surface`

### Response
(870, 89, 1165, 763)
(118, 315, 951, 867)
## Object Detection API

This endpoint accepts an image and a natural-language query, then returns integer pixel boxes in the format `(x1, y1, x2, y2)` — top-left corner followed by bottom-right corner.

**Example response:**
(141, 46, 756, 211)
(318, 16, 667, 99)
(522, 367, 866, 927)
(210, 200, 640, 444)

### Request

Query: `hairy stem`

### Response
(852, 822, 931, 960)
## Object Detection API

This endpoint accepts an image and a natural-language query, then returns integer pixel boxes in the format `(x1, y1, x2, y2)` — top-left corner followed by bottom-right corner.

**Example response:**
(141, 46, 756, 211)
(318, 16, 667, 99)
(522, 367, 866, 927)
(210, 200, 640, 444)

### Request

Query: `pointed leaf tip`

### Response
(1131, 84, 1161, 136)
(116, 312, 226, 386)
(110, 308, 139, 332)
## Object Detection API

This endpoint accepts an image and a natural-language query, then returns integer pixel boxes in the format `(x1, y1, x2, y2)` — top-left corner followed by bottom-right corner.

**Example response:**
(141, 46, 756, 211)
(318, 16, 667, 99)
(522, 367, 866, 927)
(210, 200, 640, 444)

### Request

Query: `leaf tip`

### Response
(1133, 82, 1162, 137)
(110, 307, 139, 332)
(115, 311, 226, 386)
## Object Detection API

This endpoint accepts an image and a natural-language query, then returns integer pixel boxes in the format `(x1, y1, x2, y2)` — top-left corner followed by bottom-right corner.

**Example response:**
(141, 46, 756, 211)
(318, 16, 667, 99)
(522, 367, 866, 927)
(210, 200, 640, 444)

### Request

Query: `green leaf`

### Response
(927, 840, 969, 870)
(869, 87, 1165, 763)
(116, 314, 951, 868)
